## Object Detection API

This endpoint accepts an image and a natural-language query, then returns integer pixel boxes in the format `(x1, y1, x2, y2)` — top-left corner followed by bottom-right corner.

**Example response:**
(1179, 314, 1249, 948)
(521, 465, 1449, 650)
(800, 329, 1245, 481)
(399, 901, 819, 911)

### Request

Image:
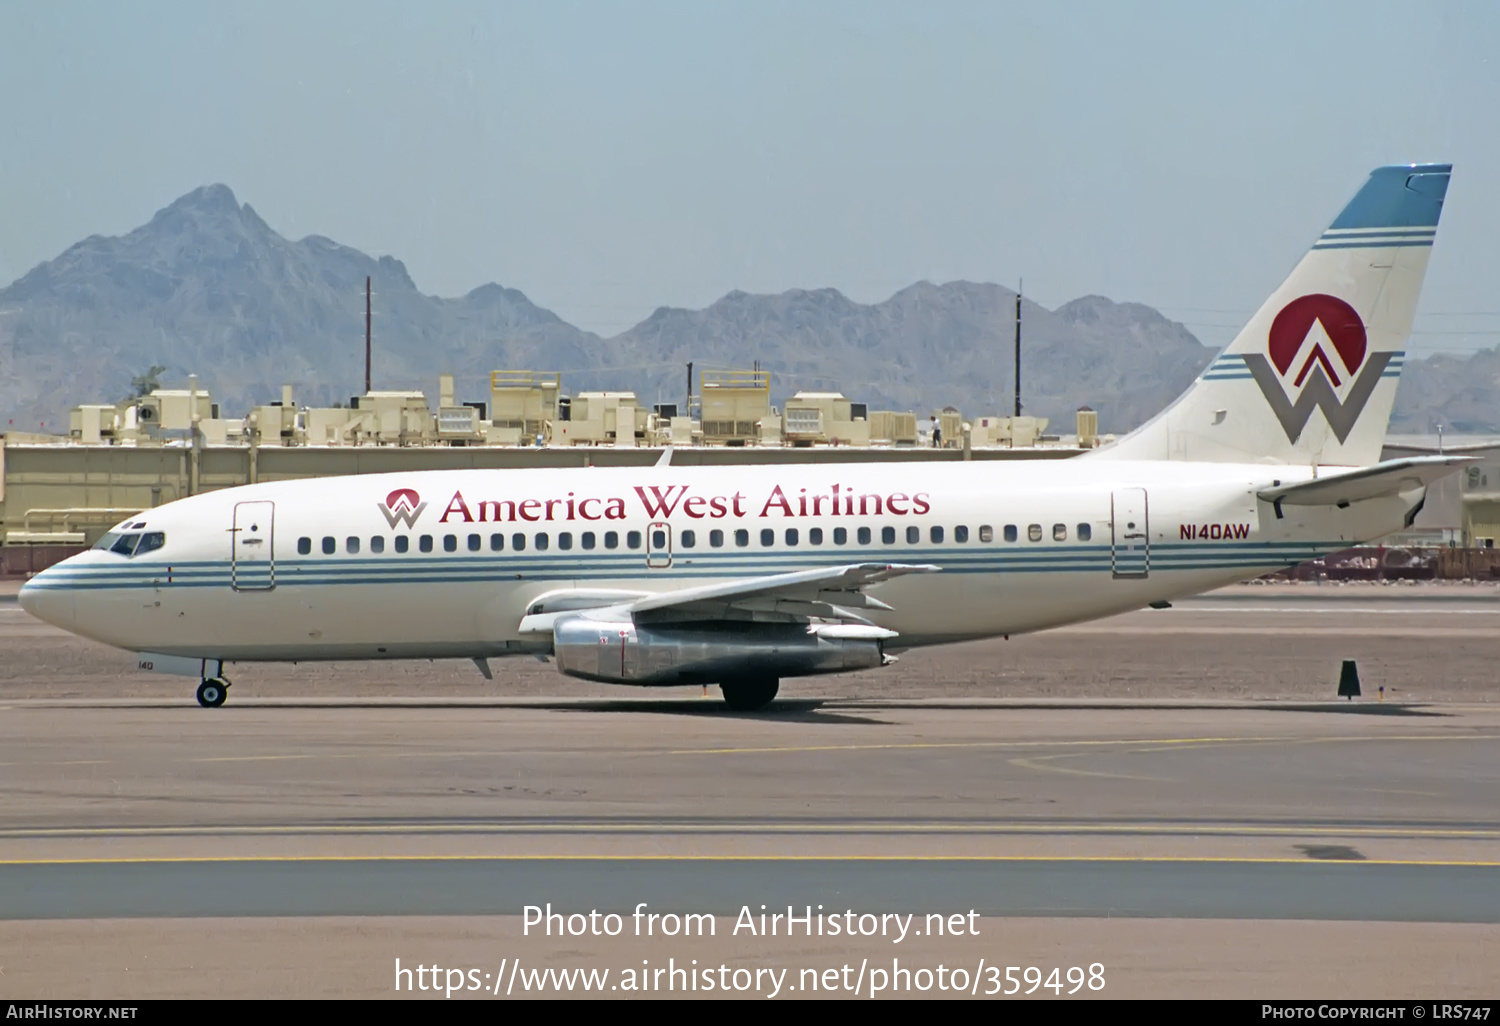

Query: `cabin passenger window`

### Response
(652, 529, 667, 550)
(419, 535, 433, 553)
(785, 528, 798, 546)
(1028, 524, 1043, 542)
(710, 529, 724, 548)
(558, 532, 573, 550)
(1078, 523, 1092, 542)
(979, 525, 993, 543)
(322, 536, 336, 555)
(346, 536, 360, 554)
(955, 525, 969, 543)
(136, 532, 165, 555)
(535, 533, 550, 551)
(297, 537, 311, 555)
(512, 533, 526, 551)
(907, 525, 919, 544)
(881, 526, 896, 544)
(761, 528, 774, 547)
(680, 529, 695, 548)
(1053, 524, 1068, 541)
(930, 526, 944, 544)
(1004, 525, 1018, 542)
(370, 536, 385, 553)
(490, 533, 504, 551)
(468, 534, 482, 552)
(604, 532, 618, 549)
(857, 527, 872, 545)
(833, 527, 847, 545)
(443, 534, 457, 553)
(395, 535, 409, 553)
(809, 527, 824, 545)
(627, 531, 642, 549)
(734, 529, 749, 547)
(581, 532, 596, 550)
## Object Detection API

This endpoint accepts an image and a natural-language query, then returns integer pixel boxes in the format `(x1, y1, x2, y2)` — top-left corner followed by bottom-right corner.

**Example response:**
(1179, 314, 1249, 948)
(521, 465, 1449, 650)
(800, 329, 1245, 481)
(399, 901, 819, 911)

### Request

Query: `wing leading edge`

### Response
(517, 562, 939, 635)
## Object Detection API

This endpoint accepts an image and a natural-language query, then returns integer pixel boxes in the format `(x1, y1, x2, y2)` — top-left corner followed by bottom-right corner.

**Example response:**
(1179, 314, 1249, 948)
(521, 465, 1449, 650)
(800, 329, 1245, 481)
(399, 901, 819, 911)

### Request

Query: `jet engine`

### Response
(552, 617, 892, 686)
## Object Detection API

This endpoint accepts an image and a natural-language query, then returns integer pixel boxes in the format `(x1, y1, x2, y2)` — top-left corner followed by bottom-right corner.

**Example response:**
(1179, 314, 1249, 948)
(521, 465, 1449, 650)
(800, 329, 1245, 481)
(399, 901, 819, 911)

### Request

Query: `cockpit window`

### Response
(96, 531, 166, 557)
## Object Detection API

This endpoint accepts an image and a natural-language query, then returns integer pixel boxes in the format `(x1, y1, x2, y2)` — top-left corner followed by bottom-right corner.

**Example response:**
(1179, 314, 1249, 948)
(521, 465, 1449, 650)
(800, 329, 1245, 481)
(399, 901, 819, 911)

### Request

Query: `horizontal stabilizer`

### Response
(1257, 456, 1471, 507)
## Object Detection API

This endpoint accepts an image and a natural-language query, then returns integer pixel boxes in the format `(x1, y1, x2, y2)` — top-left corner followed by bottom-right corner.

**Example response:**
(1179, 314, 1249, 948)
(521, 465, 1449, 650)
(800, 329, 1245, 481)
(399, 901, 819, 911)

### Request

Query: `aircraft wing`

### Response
(1256, 456, 1472, 507)
(517, 562, 938, 634)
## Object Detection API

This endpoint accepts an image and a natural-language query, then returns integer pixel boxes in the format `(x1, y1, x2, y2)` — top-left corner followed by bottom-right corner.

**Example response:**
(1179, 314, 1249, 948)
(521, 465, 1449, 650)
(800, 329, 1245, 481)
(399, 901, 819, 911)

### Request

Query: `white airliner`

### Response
(20, 164, 1463, 710)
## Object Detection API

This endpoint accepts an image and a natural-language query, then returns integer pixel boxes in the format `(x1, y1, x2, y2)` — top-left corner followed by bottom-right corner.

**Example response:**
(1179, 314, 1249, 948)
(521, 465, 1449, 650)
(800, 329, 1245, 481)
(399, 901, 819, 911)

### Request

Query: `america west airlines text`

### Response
(435, 484, 935, 524)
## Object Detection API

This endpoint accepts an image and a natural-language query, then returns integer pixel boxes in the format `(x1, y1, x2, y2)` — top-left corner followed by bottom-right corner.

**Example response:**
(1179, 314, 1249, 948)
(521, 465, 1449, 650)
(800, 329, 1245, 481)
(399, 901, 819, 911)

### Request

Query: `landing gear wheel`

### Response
(720, 676, 779, 712)
(196, 678, 229, 708)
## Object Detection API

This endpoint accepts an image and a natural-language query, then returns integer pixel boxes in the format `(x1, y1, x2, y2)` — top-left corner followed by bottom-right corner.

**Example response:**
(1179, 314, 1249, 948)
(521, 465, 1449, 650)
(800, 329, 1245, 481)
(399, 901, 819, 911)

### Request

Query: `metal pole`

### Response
(365, 276, 372, 395)
(686, 361, 693, 418)
(1014, 279, 1022, 418)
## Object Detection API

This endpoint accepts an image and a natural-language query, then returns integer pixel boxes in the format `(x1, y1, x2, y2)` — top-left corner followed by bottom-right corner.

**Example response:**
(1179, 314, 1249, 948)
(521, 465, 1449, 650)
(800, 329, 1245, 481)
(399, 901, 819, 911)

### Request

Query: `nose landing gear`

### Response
(196, 677, 230, 708)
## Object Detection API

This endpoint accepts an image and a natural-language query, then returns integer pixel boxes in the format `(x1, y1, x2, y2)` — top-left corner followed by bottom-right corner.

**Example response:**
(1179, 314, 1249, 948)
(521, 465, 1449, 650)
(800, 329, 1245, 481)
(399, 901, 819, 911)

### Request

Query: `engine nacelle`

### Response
(553, 618, 889, 686)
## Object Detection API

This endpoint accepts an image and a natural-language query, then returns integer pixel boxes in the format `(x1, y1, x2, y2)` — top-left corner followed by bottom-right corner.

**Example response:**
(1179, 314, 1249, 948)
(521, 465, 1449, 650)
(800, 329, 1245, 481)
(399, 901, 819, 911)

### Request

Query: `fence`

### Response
(1267, 547, 1500, 582)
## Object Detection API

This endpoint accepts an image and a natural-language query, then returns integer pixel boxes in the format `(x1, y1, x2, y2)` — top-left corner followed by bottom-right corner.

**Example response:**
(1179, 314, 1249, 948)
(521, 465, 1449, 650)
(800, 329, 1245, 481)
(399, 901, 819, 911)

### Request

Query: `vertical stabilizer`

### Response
(1093, 164, 1449, 466)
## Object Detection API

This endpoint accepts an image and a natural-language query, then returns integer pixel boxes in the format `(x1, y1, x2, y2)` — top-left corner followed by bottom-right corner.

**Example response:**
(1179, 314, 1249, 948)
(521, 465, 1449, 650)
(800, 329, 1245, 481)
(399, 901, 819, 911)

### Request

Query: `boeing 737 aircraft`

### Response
(20, 164, 1463, 710)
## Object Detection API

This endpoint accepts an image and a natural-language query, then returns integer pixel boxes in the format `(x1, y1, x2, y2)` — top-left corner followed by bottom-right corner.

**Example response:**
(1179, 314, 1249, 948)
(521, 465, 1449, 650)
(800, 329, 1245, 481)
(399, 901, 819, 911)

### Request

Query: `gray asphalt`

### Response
(6, 857, 1500, 922)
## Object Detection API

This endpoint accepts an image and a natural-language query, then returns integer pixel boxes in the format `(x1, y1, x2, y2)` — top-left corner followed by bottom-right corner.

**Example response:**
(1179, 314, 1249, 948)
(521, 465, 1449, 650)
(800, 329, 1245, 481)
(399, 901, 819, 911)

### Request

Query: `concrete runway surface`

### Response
(1, 583, 1498, 997)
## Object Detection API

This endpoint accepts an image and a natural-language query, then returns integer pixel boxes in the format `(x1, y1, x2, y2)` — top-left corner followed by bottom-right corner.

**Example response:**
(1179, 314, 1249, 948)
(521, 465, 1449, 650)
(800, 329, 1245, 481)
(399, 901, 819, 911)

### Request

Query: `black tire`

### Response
(196, 678, 228, 708)
(720, 676, 779, 712)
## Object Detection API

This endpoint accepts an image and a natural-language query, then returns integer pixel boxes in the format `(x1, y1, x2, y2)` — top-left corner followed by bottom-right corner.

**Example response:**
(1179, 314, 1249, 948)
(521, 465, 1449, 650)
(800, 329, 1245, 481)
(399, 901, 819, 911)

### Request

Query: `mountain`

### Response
(0, 184, 1489, 435)
(1389, 349, 1500, 433)
(613, 284, 1211, 431)
(0, 185, 601, 425)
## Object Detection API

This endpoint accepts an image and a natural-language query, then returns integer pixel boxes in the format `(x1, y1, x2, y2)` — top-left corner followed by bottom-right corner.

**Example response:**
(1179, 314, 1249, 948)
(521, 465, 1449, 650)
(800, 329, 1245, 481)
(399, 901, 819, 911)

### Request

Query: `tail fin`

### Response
(1094, 164, 1450, 466)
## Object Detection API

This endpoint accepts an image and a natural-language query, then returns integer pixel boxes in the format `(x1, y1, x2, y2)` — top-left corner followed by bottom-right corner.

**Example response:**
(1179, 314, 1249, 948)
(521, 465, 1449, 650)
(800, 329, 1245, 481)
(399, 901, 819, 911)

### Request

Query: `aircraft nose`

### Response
(18, 571, 76, 631)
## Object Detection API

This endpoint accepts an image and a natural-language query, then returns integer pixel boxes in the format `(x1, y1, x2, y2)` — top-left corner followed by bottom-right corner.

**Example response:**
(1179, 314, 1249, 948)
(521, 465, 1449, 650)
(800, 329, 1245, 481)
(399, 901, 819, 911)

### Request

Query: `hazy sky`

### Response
(2, 1, 1497, 353)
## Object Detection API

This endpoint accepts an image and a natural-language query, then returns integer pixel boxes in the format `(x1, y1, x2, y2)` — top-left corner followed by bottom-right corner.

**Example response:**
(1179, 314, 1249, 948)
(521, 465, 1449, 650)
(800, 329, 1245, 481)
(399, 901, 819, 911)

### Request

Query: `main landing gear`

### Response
(719, 676, 779, 712)
(196, 677, 230, 708)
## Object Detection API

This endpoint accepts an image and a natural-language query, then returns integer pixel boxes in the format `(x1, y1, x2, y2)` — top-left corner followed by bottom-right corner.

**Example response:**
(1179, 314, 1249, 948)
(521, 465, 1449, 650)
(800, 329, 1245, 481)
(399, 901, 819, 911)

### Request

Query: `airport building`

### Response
(3, 368, 1498, 577)
(0, 368, 1099, 572)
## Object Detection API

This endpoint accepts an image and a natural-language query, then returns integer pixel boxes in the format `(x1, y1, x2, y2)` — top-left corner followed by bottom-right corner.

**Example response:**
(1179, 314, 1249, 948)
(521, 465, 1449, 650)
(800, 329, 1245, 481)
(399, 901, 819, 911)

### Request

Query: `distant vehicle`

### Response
(21, 165, 1465, 711)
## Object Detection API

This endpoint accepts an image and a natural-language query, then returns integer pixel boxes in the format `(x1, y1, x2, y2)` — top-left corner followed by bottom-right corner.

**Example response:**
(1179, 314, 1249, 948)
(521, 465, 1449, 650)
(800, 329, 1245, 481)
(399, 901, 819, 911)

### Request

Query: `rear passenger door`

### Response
(1110, 488, 1149, 579)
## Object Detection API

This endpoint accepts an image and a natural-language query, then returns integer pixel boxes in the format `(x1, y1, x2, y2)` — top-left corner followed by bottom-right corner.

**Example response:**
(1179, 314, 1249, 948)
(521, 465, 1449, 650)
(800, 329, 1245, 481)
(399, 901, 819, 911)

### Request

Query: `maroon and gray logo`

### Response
(377, 488, 426, 528)
(1243, 293, 1393, 444)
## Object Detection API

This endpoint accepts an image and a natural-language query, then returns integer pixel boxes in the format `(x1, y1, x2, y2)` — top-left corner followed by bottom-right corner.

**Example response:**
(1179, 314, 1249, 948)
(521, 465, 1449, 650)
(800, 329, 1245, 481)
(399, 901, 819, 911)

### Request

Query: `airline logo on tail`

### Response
(1243, 294, 1394, 444)
(377, 488, 427, 528)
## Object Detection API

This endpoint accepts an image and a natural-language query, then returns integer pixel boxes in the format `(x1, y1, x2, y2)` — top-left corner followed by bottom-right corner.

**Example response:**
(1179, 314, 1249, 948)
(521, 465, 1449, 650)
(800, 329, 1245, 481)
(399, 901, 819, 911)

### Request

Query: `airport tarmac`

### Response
(1, 584, 1497, 997)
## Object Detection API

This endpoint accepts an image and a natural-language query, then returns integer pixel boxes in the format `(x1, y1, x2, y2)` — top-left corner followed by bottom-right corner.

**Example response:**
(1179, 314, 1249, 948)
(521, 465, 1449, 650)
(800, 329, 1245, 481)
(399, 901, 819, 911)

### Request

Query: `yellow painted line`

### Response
(2, 854, 1499, 868)
(19, 733, 1493, 767)
(2, 823, 1497, 839)
(667, 734, 1500, 756)
(1007, 756, 1158, 781)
